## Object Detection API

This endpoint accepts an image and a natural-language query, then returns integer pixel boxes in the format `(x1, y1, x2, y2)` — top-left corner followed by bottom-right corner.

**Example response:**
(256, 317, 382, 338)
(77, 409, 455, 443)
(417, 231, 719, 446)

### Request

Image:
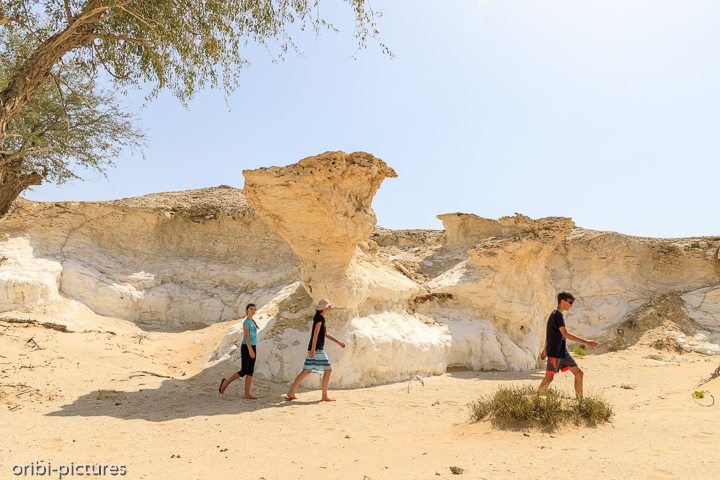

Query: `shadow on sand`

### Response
(45, 360, 324, 422)
(46, 361, 550, 422)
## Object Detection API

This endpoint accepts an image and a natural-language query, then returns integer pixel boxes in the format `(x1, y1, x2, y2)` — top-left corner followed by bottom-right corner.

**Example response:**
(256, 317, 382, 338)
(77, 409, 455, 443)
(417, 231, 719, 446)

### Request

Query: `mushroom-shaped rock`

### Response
(239, 152, 449, 387)
(243, 151, 420, 310)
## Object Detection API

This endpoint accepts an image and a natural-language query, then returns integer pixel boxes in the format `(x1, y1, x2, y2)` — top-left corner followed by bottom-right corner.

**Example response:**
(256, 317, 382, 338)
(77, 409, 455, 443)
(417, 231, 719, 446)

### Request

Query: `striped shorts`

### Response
(302, 350, 332, 373)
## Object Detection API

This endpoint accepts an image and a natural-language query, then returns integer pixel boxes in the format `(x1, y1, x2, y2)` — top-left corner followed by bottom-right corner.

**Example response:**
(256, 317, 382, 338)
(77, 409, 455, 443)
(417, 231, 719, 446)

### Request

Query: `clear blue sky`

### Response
(25, 0, 720, 238)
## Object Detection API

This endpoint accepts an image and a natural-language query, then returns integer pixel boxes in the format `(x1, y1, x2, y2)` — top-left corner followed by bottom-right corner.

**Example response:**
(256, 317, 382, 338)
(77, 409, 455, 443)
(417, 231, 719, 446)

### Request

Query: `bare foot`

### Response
(322, 397, 336, 402)
(244, 395, 258, 400)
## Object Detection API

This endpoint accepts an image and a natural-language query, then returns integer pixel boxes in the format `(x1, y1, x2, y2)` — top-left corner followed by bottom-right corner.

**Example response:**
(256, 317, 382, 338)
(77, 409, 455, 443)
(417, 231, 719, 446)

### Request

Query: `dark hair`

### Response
(557, 292, 575, 304)
(245, 303, 256, 312)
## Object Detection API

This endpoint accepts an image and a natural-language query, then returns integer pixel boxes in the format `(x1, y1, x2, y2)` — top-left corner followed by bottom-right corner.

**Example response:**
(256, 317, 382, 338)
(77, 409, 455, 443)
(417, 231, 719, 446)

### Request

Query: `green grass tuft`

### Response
(693, 391, 705, 399)
(470, 385, 613, 427)
(573, 345, 586, 356)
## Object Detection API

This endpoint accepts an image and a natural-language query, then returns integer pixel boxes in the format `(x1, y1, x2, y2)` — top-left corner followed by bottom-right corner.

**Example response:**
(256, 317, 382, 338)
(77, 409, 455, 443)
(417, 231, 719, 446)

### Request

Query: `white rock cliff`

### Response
(0, 187, 299, 327)
(1, 153, 718, 387)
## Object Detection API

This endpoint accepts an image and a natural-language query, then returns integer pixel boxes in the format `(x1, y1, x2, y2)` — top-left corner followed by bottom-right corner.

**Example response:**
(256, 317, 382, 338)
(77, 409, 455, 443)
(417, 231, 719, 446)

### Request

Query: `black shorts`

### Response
(546, 355, 578, 374)
(238, 344, 257, 377)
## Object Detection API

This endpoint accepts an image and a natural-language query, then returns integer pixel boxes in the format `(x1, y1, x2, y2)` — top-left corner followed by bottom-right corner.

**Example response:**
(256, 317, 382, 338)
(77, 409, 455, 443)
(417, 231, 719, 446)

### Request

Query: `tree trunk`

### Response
(0, 0, 107, 130)
(0, 0, 106, 218)
(0, 163, 44, 217)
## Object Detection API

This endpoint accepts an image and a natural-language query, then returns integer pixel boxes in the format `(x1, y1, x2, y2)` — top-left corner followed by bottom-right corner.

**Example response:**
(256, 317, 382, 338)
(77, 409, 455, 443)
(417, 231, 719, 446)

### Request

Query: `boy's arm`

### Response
(559, 327, 599, 348)
(325, 332, 346, 348)
(540, 340, 547, 360)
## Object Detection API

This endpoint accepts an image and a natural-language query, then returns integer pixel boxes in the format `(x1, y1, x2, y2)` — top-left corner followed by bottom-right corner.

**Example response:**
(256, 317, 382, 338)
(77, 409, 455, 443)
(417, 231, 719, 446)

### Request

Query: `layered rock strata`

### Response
(547, 228, 720, 343)
(416, 214, 575, 371)
(0, 187, 299, 326)
(374, 215, 720, 356)
(2, 166, 718, 387)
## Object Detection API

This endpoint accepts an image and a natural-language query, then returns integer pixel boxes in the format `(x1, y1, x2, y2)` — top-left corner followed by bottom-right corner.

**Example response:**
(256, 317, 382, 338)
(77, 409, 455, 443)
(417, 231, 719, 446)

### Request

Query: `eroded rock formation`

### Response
(415, 214, 575, 370)
(240, 152, 450, 386)
(1, 158, 718, 387)
(0, 187, 299, 326)
(547, 228, 720, 342)
(242, 151, 422, 311)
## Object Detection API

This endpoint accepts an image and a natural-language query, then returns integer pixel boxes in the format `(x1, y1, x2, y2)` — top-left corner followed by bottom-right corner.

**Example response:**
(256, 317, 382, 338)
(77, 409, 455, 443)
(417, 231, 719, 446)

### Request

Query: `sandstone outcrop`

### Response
(1, 157, 718, 387)
(243, 151, 422, 310)
(0, 187, 299, 326)
(437, 212, 527, 248)
(416, 214, 575, 371)
(547, 228, 720, 343)
(0, 235, 62, 310)
(240, 152, 447, 386)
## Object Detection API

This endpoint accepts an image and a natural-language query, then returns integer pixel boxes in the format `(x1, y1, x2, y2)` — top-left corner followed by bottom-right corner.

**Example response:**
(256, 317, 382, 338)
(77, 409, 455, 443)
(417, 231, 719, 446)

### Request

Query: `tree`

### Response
(0, 0, 389, 216)
(0, 26, 146, 213)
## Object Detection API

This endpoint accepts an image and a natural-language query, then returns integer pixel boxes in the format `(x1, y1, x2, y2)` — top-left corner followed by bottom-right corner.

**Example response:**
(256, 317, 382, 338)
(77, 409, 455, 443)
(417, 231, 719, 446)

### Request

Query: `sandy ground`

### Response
(1, 314, 719, 480)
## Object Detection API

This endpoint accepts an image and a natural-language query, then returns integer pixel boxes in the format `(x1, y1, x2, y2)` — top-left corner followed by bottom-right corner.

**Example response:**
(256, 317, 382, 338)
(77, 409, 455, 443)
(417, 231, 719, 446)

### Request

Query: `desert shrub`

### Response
(576, 396, 614, 422)
(573, 345, 586, 356)
(470, 385, 614, 427)
(470, 397, 492, 421)
(693, 391, 705, 399)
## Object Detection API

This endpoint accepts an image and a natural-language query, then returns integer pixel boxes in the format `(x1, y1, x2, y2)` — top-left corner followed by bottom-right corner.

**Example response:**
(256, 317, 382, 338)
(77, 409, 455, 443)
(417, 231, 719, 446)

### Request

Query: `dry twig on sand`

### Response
(698, 394, 715, 407)
(25, 334, 43, 350)
(0, 317, 68, 332)
(16, 388, 38, 396)
(407, 375, 425, 393)
(132, 333, 150, 344)
(129, 371, 174, 379)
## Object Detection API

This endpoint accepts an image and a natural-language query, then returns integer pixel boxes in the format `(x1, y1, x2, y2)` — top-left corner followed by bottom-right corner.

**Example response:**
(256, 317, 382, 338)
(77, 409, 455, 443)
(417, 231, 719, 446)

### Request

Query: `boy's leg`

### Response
(244, 375, 256, 399)
(321, 371, 335, 401)
(287, 370, 311, 398)
(540, 356, 558, 390)
(539, 372, 554, 389)
(569, 366, 584, 397)
(220, 372, 240, 394)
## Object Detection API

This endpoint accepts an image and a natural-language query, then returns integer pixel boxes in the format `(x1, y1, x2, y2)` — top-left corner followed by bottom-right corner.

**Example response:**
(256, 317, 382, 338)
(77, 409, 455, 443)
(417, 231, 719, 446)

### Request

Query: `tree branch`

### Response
(117, 5, 159, 34)
(74, 1, 133, 27)
(0, 147, 58, 166)
(47, 1, 133, 51)
(64, 0, 75, 24)
(92, 42, 132, 81)
(52, 76, 73, 133)
(53, 72, 100, 114)
(90, 34, 151, 46)
(1, 16, 42, 42)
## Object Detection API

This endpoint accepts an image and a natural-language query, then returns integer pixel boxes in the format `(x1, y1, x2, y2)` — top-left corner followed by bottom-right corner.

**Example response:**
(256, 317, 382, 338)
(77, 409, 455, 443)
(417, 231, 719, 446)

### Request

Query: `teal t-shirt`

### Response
(242, 317, 257, 346)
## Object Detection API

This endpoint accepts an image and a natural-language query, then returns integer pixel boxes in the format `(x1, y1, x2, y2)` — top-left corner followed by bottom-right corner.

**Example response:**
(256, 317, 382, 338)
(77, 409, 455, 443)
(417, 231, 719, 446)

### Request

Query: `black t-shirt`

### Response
(308, 311, 326, 351)
(546, 310, 568, 358)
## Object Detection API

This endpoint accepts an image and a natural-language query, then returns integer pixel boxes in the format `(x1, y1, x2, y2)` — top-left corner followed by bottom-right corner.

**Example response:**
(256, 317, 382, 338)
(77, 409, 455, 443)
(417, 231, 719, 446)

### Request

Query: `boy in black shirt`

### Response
(539, 292, 598, 397)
